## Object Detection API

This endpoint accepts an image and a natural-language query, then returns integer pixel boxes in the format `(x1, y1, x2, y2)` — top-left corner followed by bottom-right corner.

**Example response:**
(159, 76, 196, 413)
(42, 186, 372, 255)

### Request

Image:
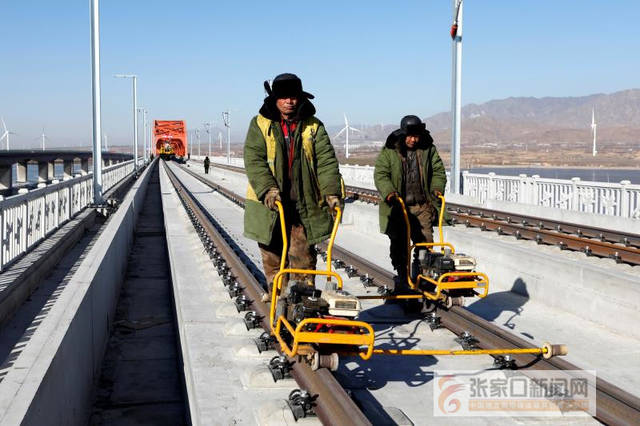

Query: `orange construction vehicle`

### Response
(154, 120, 188, 160)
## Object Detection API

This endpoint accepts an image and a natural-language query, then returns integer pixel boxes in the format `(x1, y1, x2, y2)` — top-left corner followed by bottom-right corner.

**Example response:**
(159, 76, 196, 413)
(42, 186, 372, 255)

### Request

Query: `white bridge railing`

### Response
(0, 160, 135, 271)
(211, 158, 639, 221)
(462, 172, 640, 219)
(338, 164, 640, 220)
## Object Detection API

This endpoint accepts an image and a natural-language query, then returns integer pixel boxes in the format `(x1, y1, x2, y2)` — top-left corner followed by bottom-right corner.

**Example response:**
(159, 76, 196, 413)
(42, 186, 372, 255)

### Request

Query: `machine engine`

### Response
(420, 251, 477, 280)
(283, 281, 361, 325)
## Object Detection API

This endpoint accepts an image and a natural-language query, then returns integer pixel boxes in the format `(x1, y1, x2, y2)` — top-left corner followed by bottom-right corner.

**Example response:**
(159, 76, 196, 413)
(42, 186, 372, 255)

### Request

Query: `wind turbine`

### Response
(40, 128, 49, 150)
(591, 108, 597, 157)
(1, 117, 16, 150)
(333, 113, 360, 159)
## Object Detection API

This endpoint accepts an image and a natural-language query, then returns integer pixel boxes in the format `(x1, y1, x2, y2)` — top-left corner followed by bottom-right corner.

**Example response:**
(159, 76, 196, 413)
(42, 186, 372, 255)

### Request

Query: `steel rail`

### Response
(163, 162, 371, 426)
(200, 161, 640, 425)
(327, 245, 640, 425)
(345, 185, 640, 266)
(206, 162, 640, 264)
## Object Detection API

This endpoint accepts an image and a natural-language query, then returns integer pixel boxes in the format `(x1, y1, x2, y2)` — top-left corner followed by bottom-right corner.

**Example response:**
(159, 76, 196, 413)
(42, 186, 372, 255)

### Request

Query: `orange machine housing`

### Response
(154, 120, 188, 159)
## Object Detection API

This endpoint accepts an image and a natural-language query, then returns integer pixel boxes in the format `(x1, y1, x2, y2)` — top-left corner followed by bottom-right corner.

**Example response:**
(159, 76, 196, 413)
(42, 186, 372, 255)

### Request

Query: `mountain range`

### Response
(336, 89, 640, 149)
(425, 89, 640, 148)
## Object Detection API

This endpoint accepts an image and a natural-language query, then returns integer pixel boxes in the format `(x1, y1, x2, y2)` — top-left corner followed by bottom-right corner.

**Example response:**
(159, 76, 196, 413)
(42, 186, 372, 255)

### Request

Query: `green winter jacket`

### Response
(243, 98, 342, 245)
(374, 129, 449, 234)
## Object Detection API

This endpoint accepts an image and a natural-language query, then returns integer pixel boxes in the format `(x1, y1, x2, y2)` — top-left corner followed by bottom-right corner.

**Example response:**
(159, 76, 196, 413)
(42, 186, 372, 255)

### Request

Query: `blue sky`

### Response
(1, 0, 639, 149)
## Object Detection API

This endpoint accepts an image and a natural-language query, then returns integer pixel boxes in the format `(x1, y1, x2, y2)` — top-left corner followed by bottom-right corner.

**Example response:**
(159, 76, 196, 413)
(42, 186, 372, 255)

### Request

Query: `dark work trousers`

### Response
(388, 202, 435, 291)
(258, 208, 316, 298)
(204, 165, 209, 174)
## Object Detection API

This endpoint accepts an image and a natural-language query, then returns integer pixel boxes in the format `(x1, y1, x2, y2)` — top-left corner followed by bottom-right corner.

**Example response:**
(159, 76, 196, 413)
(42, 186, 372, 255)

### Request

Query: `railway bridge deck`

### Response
(0, 158, 638, 425)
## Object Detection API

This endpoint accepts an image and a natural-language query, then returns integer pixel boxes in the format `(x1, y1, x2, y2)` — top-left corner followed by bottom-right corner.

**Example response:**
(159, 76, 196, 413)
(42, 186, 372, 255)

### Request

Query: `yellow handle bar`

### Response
(270, 200, 343, 327)
(394, 194, 447, 289)
(274, 200, 342, 274)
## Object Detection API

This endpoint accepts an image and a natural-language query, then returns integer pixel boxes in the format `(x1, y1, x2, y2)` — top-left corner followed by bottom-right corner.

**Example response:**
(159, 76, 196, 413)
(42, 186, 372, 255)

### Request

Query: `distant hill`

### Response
(425, 89, 640, 129)
(423, 89, 640, 147)
(328, 89, 640, 149)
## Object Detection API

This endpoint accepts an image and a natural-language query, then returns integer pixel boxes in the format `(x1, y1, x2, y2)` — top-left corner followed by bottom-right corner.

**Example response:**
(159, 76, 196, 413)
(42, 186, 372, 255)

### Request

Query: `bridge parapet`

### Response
(462, 172, 640, 219)
(208, 157, 639, 220)
(0, 151, 133, 192)
(0, 160, 135, 271)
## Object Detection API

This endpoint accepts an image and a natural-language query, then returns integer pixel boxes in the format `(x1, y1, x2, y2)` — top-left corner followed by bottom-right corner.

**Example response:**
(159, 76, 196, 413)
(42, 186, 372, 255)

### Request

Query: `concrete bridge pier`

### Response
(37, 162, 54, 183)
(63, 161, 73, 180)
(16, 162, 27, 185)
(80, 159, 89, 176)
(0, 165, 12, 191)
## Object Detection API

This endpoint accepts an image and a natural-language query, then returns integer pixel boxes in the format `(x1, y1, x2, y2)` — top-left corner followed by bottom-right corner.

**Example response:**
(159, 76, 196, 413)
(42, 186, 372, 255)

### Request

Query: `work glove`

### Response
(385, 191, 399, 203)
(433, 190, 443, 198)
(325, 195, 342, 218)
(263, 187, 281, 211)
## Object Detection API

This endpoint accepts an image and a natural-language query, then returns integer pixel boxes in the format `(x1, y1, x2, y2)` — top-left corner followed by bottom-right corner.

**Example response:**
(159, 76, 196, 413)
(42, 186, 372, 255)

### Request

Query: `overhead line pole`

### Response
(139, 108, 149, 163)
(450, 0, 463, 194)
(196, 128, 200, 157)
(222, 110, 231, 165)
(145, 109, 149, 162)
(114, 74, 138, 170)
(133, 77, 138, 169)
(149, 116, 154, 159)
(204, 121, 212, 157)
(90, 0, 103, 204)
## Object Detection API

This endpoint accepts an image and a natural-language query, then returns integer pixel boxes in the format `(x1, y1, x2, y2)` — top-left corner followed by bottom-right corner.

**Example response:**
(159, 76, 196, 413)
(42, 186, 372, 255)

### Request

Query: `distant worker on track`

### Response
(243, 73, 343, 302)
(204, 156, 210, 174)
(374, 115, 448, 293)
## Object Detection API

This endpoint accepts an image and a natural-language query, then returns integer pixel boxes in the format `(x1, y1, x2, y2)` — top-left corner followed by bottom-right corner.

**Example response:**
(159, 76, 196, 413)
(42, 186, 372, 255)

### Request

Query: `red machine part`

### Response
(154, 120, 188, 158)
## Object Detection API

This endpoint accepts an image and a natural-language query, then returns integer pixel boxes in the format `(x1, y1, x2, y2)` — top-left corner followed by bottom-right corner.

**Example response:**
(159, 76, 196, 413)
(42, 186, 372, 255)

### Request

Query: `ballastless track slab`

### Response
(194, 160, 640, 425)
(163, 161, 371, 426)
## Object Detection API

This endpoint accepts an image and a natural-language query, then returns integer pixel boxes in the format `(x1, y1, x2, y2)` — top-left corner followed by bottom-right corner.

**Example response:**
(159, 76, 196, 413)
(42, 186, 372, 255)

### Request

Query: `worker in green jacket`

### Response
(374, 115, 448, 293)
(243, 73, 343, 302)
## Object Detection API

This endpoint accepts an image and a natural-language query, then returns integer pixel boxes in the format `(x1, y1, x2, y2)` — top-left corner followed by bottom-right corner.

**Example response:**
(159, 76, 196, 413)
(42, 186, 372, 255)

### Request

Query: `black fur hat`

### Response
(264, 73, 315, 100)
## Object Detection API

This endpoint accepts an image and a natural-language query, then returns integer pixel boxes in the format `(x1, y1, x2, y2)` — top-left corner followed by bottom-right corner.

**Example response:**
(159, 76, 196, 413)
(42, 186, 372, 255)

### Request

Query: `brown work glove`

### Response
(263, 187, 281, 210)
(325, 195, 342, 217)
(433, 190, 443, 198)
(385, 191, 399, 203)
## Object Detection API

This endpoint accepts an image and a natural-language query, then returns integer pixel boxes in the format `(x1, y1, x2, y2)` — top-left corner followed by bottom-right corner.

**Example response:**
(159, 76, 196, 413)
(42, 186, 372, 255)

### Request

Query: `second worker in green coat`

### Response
(374, 115, 448, 293)
(243, 73, 343, 302)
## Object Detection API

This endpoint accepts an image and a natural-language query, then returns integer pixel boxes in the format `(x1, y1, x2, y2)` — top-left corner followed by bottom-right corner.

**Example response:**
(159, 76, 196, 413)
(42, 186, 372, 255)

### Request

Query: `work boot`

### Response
(261, 282, 273, 303)
(392, 274, 409, 293)
(384, 275, 408, 305)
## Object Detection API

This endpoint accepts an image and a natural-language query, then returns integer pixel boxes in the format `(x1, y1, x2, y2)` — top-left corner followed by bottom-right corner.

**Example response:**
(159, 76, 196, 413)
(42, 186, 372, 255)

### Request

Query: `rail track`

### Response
(163, 161, 371, 425)
(327, 244, 640, 425)
(208, 161, 640, 266)
(183, 160, 640, 425)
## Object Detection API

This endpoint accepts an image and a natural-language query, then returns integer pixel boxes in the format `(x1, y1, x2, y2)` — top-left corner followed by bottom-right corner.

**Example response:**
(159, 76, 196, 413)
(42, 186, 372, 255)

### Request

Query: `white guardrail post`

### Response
(620, 180, 631, 218)
(0, 160, 135, 271)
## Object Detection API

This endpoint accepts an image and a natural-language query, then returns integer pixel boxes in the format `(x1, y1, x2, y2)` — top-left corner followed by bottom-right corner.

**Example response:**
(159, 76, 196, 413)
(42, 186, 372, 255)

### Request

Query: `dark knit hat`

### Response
(264, 73, 315, 100)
